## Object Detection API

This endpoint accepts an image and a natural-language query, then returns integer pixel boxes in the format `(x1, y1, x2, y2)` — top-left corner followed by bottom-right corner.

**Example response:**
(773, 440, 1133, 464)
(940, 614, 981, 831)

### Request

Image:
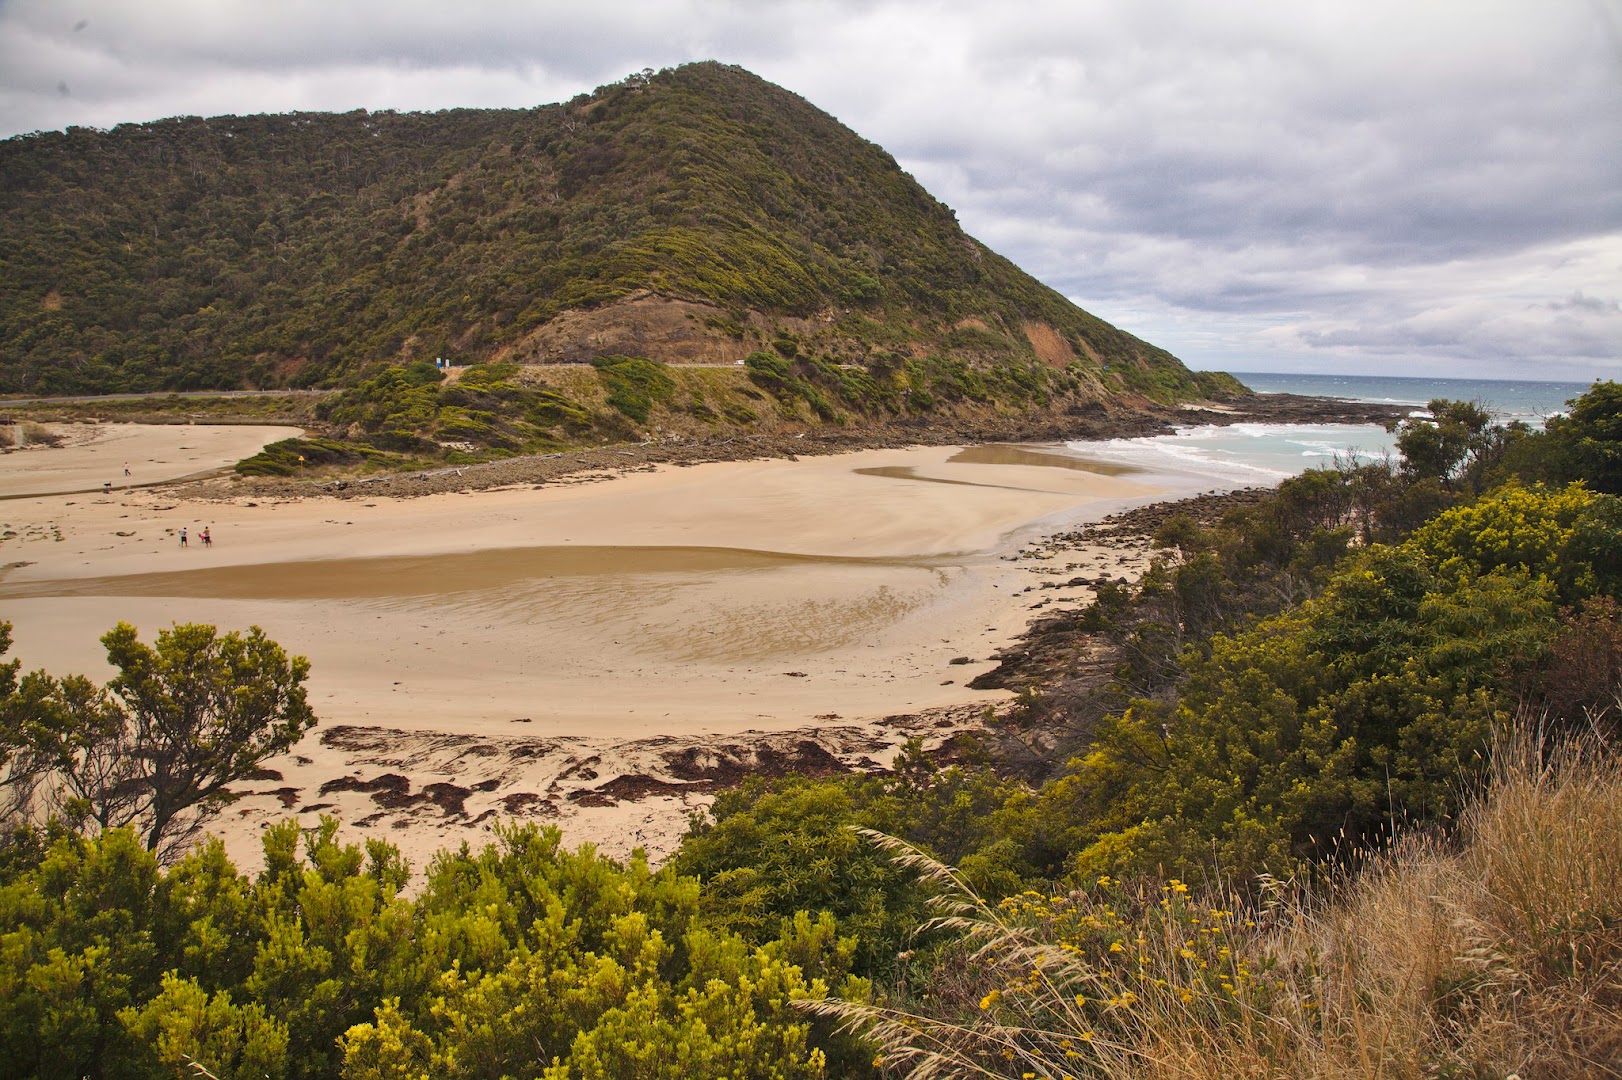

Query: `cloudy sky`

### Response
(2, 1, 1618, 382)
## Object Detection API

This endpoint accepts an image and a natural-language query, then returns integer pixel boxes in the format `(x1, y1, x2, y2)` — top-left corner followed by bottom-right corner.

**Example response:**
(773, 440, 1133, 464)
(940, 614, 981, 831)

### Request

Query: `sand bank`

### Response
(0, 423, 1193, 872)
(0, 420, 303, 497)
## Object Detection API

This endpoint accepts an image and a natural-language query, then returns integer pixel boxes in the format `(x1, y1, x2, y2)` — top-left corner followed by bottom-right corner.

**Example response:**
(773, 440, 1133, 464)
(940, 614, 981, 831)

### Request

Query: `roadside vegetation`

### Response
(0, 392, 325, 427)
(1, 382, 1619, 1078)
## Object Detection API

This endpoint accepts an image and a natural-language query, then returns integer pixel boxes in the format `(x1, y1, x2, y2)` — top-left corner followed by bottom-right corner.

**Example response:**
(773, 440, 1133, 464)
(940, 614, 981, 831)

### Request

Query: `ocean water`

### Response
(1229, 372, 1594, 425)
(1071, 421, 1400, 488)
(1064, 373, 1600, 490)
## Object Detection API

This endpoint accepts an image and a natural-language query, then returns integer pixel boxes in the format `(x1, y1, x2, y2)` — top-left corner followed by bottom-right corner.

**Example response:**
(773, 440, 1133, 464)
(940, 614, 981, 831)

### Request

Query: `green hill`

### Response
(1, 62, 1232, 409)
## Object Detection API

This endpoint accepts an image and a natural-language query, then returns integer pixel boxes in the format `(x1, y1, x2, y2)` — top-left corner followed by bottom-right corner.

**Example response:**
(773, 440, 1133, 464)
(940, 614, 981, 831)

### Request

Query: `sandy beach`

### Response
(0, 422, 1192, 873)
(0, 420, 304, 497)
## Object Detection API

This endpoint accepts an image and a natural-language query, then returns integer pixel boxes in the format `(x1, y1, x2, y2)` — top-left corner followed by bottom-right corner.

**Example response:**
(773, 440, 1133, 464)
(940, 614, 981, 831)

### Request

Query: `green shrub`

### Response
(234, 437, 376, 476)
(592, 354, 675, 423)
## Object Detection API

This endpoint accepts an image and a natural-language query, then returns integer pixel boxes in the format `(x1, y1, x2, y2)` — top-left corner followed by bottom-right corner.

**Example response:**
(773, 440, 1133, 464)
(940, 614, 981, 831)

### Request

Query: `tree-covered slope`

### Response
(1, 62, 1218, 401)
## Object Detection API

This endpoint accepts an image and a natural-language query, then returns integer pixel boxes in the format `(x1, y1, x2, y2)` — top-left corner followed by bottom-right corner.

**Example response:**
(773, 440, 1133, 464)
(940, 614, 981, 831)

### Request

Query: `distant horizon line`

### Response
(1219, 370, 1606, 386)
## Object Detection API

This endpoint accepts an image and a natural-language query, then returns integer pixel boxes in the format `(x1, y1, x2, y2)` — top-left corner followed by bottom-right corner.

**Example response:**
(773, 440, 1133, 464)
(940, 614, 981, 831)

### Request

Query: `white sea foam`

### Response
(1057, 374, 1595, 493)
(1065, 422, 1397, 490)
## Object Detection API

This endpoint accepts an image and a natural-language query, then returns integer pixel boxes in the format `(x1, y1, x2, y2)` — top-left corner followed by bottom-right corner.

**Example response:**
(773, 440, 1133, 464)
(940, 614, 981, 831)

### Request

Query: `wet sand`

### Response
(0, 422, 1191, 870)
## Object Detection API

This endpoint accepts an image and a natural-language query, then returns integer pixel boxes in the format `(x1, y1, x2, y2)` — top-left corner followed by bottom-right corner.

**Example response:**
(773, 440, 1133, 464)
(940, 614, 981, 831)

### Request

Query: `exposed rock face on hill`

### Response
(2, 61, 1230, 409)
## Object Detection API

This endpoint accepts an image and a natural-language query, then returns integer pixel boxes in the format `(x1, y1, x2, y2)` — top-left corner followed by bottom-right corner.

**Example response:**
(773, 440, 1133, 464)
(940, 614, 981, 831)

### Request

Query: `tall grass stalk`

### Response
(812, 725, 1622, 1078)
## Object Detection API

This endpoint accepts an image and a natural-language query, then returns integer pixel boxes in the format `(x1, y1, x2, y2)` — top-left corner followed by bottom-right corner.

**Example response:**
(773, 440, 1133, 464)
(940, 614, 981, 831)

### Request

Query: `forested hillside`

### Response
(1, 62, 1209, 403)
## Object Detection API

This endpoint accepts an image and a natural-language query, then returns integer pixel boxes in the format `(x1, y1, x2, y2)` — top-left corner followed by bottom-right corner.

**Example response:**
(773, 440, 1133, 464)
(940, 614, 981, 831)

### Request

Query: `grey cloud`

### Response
(1549, 292, 1622, 315)
(878, 2, 1621, 273)
(1296, 300, 1622, 364)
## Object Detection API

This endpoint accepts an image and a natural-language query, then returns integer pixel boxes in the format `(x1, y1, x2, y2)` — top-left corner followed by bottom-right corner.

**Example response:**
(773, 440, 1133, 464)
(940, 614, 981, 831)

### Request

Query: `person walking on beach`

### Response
(123, 462, 130, 477)
(201, 527, 211, 547)
(179, 527, 187, 548)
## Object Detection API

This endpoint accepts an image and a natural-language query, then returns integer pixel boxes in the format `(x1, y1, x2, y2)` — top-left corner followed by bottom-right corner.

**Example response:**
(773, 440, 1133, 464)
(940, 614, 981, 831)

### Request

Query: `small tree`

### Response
(1546, 379, 1622, 494)
(0, 621, 34, 832)
(1396, 398, 1497, 489)
(0, 620, 316, 858)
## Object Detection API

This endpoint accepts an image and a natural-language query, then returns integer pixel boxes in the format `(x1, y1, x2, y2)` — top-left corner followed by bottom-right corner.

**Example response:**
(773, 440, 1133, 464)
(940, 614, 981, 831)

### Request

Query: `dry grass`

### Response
(10, 420, 59, 447)
(813, 725, 1622, 1078)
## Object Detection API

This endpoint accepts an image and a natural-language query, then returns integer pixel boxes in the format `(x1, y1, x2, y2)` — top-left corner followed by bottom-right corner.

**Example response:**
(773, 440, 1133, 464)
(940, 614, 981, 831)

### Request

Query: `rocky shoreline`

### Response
(969, 486, 1274, 694)
(191, 392, 1408, 502)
